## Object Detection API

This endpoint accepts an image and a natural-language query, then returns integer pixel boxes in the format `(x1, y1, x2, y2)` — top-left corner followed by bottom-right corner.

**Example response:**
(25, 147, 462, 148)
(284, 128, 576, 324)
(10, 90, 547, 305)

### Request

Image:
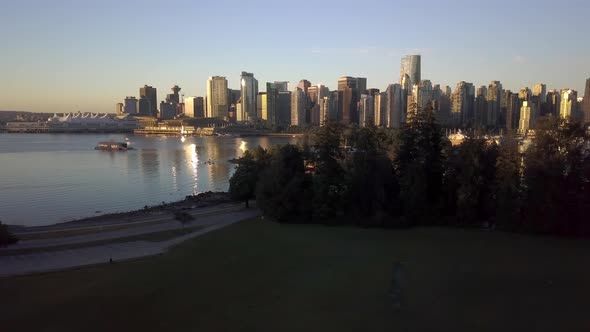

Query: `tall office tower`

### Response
(278, 91, 292, 125)
(533, 84, 547, 103)
(239, 72, 258, 122)
(384, 84, 403, 128)
(115, 103, 123, 115)
(138, 96, 151, 116)
(477, 86, 488, 98)
(546, 90, 561, 116)
(229, 89, 241, 105)
(291, 87, 306, 126)
(159, 101, 176, 120)
(451, 81, 474, 127)
(257, 92, 267, 120)
(207, 76, 229, 119)
(486, 81, 502, 127)
(184, 97, 204, 118)
(583, 78, 590, 123)
(358, 94, 375, 127)
(124, 97, 138, 114)
(400, 54, 421, 87)
(273, 81, 289, 92)
(266, 83, 279, 125)
(307, 85, 330, 126)
(166, 85, 181, 104)
(356, 77, 367, 95)
(560, 89, 578, 119)
(519, 101, 534, 132)
(337, 76, 360, 125)
(139, 85, 158, 117)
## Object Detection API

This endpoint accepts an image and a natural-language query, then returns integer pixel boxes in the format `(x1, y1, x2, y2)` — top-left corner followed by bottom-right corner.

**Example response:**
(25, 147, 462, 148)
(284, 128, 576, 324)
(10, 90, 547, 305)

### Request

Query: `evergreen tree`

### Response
(494, 134, 522, 230)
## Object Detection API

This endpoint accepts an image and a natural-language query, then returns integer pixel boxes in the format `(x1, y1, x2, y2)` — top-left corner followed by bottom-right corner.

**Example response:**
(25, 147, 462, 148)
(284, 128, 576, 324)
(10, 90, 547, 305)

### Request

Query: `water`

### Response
(0, 133, 297, 226)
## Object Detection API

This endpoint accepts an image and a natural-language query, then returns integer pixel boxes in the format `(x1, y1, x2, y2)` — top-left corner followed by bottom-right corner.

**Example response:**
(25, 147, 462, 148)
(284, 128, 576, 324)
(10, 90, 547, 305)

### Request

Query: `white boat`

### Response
(95, 141, 133, 151)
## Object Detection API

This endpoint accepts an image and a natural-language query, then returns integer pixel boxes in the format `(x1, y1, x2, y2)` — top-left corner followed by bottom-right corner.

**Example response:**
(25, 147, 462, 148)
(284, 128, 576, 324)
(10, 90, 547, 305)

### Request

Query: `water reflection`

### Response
(185, 143, 199, 195)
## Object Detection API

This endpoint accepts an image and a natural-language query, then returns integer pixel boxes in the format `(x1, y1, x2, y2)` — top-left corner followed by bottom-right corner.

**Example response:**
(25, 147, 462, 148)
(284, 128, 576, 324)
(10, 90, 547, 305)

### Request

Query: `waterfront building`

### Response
(138, 96, 151, 116)
(115, 103, 124, 115)
(278, 91, 292, 126)
(239, 72, 258, 122)
(159, 101, 176, 120)
(184, 97, 204, 118)
(139, 85, 158, 117)
(124, 96, 138, 114)
(45, 112, 139, 132)
(166, 85, 181, 104)
(207, 76, 229, 119)
(257, 92, 267, 121)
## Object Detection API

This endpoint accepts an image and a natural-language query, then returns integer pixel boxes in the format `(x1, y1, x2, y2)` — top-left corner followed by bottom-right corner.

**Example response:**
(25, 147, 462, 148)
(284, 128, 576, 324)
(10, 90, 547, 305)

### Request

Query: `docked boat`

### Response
(95, 141, 133, 151)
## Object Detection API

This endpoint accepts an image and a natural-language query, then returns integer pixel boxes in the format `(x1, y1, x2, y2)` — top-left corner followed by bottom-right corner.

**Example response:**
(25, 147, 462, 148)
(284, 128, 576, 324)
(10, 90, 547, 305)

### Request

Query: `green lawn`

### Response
(2, 218, 590, 331)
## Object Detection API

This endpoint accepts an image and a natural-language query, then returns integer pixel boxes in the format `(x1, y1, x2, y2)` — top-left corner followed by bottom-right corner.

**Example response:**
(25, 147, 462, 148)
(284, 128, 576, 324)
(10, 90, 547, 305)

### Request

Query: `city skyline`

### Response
(1, 0, 589, 113)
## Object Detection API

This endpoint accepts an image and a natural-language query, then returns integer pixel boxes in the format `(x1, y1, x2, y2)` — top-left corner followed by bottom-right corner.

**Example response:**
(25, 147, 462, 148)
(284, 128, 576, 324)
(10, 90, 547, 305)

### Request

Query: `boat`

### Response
(95, 141, 133, 151)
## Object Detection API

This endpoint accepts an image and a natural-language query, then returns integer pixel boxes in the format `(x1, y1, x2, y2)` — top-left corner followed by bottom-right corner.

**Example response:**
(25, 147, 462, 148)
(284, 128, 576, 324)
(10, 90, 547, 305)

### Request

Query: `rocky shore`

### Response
(9, 192, 232, 233)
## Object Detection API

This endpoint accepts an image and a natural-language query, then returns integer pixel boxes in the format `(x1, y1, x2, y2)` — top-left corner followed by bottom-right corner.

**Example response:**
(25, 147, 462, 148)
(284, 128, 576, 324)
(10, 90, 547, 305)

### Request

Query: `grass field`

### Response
(2, 217, 590, 331)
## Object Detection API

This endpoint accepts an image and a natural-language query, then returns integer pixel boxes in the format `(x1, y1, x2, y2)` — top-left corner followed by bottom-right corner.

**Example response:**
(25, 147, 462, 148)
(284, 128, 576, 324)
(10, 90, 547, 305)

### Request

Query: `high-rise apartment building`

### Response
(207, 76, 229, 119)
(486, 81, 502, 127)
(384, 84, 404, 128)
(533, 84, 547, 103)
(291, 87, 306, 126)
(139, 85, 158, 117)
(337, 76, 362, 125)
(560, 89, 577, 120)
(400, 55, 421, 88)
(583, 78, 590, 123)
(546, 89, 561, 116)
(239, 72, 258, 122)
(359, 94, 375, 127)
(451, 81, 474, 127)
(519, 101, 534, 132)
(257, 92, 267, 121)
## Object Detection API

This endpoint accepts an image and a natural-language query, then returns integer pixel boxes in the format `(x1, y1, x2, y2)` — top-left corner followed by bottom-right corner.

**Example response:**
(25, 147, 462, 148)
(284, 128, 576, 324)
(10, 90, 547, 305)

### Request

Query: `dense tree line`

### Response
(230, 105, 590, 236)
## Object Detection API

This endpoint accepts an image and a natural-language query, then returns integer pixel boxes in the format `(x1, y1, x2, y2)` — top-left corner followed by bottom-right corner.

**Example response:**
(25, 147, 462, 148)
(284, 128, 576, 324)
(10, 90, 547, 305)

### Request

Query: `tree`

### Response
(394, 103, 446, 224)
(256, 144, 311, 222)
(494, 134, 522, 230)
(0, 221, 18, 247)
(522, 118, 590, 235)
(229, 147, 270, 208)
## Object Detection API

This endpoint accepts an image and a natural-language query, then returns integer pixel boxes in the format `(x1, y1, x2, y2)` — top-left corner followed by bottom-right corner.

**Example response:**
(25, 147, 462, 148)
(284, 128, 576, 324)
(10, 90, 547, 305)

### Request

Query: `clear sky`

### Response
(1, 0, 588, 113)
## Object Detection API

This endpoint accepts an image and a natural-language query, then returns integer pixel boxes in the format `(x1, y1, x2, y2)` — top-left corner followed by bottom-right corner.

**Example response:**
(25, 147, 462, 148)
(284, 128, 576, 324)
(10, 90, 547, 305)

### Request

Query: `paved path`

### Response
(4, 204, 245, 251)
(0, 209, 259, 277)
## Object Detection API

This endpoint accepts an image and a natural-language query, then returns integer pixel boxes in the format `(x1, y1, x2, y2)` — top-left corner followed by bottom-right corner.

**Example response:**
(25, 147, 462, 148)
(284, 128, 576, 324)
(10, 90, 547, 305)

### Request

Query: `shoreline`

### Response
(8, 192, 232, 233)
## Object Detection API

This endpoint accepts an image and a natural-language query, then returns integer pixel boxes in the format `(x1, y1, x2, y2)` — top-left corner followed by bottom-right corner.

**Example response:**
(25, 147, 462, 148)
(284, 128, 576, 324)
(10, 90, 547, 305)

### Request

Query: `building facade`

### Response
(207, 76, 229, 119)
(139, 85, 158, 117)
(239, 72, 258, 122)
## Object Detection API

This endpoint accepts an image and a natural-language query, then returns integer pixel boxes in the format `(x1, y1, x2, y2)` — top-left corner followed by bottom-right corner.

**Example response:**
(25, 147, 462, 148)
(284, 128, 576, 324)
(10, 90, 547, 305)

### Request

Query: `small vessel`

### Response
(95, 141, 133, 151)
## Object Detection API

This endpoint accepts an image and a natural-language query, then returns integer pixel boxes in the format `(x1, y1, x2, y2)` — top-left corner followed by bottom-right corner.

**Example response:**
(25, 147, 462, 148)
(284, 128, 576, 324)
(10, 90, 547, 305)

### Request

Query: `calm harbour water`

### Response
(0, 133, 297, 226)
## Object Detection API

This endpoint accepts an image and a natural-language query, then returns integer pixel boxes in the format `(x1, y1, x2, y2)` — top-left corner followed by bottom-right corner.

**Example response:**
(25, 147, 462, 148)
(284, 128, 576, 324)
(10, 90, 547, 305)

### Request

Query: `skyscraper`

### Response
(207, 76, 229, 119)
(358, 94, 375, 127)
(166, 85, 181, 104)
(257, 92, 267, 120)
(239, 72, 258, 122)
(138, 96, 150, 116)
(139, 85, 158, 117)
(272, 81, 289, 92)
(519, 101, 534, 132)
(533, 84, 547, 103)
(583, 78, 590, 123)
(400, 55, 421, 87)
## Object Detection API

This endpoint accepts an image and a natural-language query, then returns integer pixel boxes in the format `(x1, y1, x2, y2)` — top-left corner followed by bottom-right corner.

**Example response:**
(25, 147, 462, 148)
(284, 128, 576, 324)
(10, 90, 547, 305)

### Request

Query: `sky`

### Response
(0, 0, 589, 113)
